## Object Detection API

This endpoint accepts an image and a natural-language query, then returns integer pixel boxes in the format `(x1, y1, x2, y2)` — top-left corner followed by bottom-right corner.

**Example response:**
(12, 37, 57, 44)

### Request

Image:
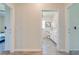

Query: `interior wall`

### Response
(14, 3, 65, 50)
(0, 4, 5, 11)
(0, 4, 5, 32)
(0, 16, 4, 32)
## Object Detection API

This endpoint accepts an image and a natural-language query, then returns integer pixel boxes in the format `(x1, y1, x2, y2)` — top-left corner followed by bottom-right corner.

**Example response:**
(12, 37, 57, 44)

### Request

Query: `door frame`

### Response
(4, 3, 15, 53)
(41, 9, 60, 52)
(65, 3, 73, 52)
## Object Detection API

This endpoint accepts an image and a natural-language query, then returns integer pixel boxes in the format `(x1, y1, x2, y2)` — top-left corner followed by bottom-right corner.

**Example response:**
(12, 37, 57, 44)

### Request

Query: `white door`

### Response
(4, 4, 12, 51)
(67, 4, 79, 50)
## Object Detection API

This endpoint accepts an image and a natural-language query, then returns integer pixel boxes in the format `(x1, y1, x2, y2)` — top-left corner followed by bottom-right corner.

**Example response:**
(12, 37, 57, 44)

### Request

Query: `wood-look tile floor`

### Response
(11, 51, 42, 55)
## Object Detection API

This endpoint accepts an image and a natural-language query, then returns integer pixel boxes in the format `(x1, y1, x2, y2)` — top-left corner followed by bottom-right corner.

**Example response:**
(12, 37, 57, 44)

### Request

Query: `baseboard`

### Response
(10, 49, 42, 55)
(14, 49, 42, 51)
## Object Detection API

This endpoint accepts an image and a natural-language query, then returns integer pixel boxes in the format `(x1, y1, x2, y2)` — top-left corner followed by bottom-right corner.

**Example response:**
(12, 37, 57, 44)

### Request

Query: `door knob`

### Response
(5, 26, 7, 30)
(74, 26, 76, 30)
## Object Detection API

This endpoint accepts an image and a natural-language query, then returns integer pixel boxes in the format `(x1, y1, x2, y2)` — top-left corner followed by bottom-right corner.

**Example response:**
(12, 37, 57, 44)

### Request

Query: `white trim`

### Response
(5, 3, 15, 53)
(65, 3, 73, 53)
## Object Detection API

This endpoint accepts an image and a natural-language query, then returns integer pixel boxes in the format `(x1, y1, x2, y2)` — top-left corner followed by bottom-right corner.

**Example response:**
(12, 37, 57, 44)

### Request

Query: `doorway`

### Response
(41, 10, 59, 54)
(0, 4, 12, 52)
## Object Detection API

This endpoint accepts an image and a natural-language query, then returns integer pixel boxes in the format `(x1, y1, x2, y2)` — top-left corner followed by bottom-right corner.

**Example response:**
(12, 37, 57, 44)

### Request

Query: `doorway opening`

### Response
(41, 10, 59, 54)
(0, 4, 12, 53)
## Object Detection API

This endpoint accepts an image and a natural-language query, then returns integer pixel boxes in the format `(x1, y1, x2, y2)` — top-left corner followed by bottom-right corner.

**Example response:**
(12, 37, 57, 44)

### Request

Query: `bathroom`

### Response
(0, 4, 11, 53)
(0, 4, 6, 51)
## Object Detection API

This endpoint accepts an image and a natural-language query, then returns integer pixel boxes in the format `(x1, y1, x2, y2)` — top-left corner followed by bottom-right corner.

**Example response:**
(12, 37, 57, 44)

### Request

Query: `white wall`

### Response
(0, 16, 4, 32)
(0, 4, 5, 32)
(14, 3, 65, 51)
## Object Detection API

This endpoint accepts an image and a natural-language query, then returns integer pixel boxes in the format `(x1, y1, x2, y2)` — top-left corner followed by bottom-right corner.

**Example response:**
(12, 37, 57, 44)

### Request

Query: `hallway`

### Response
(0, 3, 79, 55)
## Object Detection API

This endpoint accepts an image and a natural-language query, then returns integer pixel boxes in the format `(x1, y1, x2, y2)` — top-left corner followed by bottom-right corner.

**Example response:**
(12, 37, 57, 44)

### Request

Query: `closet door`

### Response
(68, 4, 79, 50)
